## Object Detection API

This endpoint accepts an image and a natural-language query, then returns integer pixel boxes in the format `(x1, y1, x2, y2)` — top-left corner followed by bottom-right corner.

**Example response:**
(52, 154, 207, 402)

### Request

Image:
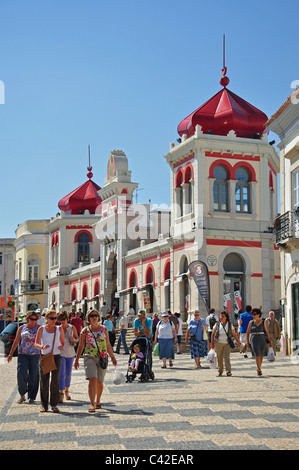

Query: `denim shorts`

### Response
(83, 356, 107, 382)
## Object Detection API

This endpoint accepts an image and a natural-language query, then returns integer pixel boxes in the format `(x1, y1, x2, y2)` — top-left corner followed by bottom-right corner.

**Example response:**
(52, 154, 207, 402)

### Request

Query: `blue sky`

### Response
(0, 0, 298, 238)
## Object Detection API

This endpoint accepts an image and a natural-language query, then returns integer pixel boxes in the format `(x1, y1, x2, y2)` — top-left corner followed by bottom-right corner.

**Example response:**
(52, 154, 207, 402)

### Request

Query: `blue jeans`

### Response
(116, 329, 129, 353)
(17, 354, 40, 400)
(59, 356, 74, 390)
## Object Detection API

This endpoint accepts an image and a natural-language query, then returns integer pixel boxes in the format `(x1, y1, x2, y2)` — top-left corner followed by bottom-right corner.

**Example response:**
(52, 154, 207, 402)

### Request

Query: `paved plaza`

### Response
(0, 350, 299, 451)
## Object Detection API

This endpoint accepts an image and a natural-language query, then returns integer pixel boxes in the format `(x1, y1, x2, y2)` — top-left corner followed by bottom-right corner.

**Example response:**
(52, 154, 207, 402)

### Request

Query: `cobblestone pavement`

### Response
(0, 350, 299, 451)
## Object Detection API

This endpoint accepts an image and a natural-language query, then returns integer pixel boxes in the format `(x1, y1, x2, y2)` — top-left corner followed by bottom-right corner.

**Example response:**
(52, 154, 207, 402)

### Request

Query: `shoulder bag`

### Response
(89, 326, 108, 369)
(40, 327, 57, 375)
(222, 323, 235, 348)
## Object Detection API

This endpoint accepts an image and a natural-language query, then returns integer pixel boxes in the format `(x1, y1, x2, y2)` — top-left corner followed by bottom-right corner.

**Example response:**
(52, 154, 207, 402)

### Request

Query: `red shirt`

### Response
(70, 317, 84, 334)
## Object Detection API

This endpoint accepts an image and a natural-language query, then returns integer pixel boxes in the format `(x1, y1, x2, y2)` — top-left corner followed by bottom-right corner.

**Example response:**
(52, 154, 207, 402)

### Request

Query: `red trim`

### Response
(175, 168, 184, 188)
(66, 225, 92, 230)
(184, 163, 194, 183)
(126, 260, 140, 268)
(232, 162, 257, 182)
(163, 259, 171, 281)
(206, 239, 262, 248)
(251, 273, 263, 277)
(93, 279, 100, 296)
(206, 151, 260, 162)
(173, 153, 194, 169)
(74, 230, 93, 243)
(145, 264, 155, 284)
(129, 268, 138, 288)
(71, 286, 77, 301)
(82, 282, 88, 299)
(173, 240, 194, 251)
(49, 282, 58, 288)
(142, 255, 157, 264)
(208, 159, 234, 180)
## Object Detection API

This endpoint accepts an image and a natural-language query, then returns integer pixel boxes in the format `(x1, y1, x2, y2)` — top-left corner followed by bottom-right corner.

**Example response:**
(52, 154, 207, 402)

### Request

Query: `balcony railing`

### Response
(276, 210, 299, 244)
(20, 281, 44, 293)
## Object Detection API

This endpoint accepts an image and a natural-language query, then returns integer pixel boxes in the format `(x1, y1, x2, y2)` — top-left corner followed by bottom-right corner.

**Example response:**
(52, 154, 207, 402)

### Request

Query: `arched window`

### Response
(235, 167, 250, 213)
(175, 170, 184, 217)
(184, 165, 193, 213)
(71, 286, 77, 302)
(94, 280, 100, 297)
(213, 165, 228, 211)
(82, 283, 88, 300)
(77, 233, 91, 263)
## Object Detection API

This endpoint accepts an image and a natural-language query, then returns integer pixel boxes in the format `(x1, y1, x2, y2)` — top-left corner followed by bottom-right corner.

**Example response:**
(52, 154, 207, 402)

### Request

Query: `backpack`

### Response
(209, 315, 217, 329)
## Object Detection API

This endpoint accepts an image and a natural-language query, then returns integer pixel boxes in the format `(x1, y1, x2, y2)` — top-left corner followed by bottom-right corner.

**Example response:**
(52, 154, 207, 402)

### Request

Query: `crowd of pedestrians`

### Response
(7, 302, 281, 412)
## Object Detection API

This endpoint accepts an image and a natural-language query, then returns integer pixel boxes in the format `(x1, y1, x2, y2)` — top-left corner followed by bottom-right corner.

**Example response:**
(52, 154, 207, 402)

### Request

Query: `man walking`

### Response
(100, 302, 110, 324)
(115, 311, 129, 354)
(239, 305, 253, 358)
(265, 311, 281, 354)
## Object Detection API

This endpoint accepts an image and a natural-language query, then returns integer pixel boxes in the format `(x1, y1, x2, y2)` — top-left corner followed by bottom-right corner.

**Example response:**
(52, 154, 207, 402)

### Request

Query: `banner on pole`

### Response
(188, 261, 210, 312)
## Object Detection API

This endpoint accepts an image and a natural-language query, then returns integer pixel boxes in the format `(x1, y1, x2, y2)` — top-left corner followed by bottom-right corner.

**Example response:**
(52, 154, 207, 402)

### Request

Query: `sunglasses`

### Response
(29, 317, 38, 321)
(89, 314, 99, 318)
(48, 317, 57, 320)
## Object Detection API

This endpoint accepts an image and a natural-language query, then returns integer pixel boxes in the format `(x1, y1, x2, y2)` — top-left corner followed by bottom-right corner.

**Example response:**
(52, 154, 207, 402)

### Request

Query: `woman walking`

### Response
(153, 312, 177, 368)
(57, 311, 78, 402)
(35, 310, 64, 413)
(7, 311, 40, 403)
(185, 310, 208, 368)
(246, 308, 272, 376)
(211, 312, 240, 376)
(74, 309, 117, 413)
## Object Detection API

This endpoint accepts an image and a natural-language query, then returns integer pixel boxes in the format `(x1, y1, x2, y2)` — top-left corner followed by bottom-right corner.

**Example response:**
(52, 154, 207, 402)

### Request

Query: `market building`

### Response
(47, 66, 280, 322)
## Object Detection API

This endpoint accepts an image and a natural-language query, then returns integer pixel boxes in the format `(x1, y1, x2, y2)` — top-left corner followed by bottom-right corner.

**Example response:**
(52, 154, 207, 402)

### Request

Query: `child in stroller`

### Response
(129, 344, 144, 372)
(126, 337, 154, 382)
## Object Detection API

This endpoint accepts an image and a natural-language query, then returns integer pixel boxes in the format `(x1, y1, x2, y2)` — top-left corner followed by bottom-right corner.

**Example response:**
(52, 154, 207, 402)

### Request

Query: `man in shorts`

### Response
(239, 305, 253, 358)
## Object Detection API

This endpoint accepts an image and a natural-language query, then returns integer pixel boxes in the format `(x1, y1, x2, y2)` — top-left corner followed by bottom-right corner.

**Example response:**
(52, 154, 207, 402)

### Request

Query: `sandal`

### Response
(161, 365, 167, 369)
(17, 396, 26, 404)
(169, 360, 173, 368)
(51, 406, 60, 413)
(88, 407, 95, 413)
(40, 408, 47, 412)
(227, 372, 232, 376)
(95, 404, 101, 409)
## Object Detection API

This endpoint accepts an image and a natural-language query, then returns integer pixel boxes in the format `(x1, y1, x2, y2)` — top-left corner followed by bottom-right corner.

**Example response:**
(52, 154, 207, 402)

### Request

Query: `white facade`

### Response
(267, 88, 299, 354)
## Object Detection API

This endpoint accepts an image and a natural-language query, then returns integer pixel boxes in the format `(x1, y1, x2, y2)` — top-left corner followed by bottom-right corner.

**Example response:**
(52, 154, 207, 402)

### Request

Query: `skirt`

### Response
(158, 338, 174, 360)
(250, 334, 268, 357)
(190, 339, 208, 358)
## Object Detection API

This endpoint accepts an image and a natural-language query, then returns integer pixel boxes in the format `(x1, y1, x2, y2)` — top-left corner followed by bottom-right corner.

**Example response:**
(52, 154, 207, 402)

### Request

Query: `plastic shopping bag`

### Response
(113, 367, 126, 385)
(153, 343, 159, 356)
(207, 348, 217, 369)
(267, 347, 275, 362)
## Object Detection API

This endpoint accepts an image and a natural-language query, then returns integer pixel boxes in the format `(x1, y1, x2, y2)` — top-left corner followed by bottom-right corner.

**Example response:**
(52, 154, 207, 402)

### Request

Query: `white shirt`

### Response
(40, 326, 61, 355)
(177, 318, 183, 336)
(157, 320, 174, 339)
(119, 315, 128, 330)
(214, 322, 235, 344)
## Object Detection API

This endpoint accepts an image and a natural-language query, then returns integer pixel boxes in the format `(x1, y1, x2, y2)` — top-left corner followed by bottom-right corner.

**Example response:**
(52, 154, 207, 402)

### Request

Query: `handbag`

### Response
(89, 327, 109, 369)
(40, 327, 57, 375)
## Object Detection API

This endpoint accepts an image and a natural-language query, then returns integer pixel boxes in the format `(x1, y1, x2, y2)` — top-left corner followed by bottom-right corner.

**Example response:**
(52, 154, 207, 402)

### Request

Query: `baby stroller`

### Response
(126, 337, 155, 383)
